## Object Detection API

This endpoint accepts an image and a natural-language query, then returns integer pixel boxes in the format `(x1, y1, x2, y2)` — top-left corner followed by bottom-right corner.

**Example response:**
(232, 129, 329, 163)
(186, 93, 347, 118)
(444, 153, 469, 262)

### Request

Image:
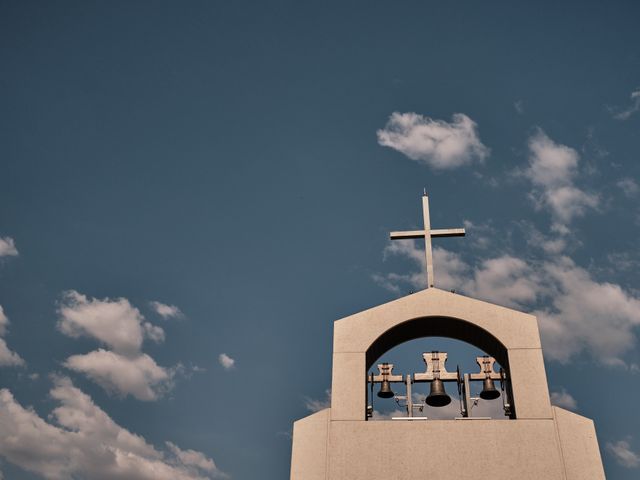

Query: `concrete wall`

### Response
(291, 410, 606, 480)
(290, 409, 329, 480)
(554, 407, 606, 480)
(327, 419, 565, 479)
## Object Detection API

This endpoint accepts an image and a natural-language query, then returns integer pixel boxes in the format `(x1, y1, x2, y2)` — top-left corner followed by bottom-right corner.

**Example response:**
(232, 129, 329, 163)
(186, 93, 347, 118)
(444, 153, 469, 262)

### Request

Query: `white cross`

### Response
(390, 192, 465, 289)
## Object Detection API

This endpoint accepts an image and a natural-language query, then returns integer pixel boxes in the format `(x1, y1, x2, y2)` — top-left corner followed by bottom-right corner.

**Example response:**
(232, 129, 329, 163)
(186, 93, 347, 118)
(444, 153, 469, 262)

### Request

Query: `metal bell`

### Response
(479, 377, 500, 400)
(425, 378, 451, 407)
(377, 379, 394, 399)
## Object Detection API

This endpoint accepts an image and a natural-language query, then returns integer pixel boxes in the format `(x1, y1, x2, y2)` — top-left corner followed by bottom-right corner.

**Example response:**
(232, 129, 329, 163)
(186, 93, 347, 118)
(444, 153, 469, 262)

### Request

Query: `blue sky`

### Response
(1, 0, 640, 478)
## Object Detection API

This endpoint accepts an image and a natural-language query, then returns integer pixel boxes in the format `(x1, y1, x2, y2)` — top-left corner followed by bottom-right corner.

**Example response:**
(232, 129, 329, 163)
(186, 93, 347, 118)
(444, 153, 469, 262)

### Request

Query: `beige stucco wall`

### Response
(290, 409, 329, 480)
(328, 419, 565, 479)
(554, 407, 606, 480)
(291, 411, 606, 480)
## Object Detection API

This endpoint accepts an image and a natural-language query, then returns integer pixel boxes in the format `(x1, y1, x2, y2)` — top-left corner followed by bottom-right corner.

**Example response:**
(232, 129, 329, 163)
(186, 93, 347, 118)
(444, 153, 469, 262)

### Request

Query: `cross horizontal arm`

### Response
(389, 228, 465, 240)
(431, 228, 465, 238)
(389, 230, 424, 240)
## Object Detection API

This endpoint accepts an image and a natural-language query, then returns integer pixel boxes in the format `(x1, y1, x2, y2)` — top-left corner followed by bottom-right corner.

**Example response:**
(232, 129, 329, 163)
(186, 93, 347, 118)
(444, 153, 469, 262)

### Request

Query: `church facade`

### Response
(290, 288, 605, 479)
(290, 195, 605, 480)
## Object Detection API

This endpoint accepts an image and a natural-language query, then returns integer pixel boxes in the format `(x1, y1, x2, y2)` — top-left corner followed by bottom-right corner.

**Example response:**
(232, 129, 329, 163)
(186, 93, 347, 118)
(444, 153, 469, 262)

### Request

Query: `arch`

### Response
(365, 315, 509, 371)
(330, 288, 552, 421)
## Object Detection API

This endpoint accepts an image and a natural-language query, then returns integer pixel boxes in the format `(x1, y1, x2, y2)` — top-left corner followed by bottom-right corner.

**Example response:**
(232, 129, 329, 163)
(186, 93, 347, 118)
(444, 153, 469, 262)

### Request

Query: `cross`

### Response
(390, 192, 465, 289)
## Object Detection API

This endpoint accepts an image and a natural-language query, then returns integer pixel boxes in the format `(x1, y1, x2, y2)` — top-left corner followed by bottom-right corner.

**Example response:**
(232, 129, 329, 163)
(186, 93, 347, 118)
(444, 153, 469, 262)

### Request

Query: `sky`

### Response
(1, 0, 640, 478)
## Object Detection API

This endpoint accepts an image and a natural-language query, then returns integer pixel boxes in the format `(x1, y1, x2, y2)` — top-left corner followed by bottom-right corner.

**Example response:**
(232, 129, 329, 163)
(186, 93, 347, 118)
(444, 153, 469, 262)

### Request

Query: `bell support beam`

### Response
(370, 363, 404, 384)
(469, 355, 502, 381)
(413, 352, 459, 382)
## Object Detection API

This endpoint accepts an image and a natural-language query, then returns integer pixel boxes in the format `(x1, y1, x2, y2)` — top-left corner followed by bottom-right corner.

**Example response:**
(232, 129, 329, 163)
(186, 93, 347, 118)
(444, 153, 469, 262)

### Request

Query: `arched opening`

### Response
(366, 316, 509, 370)
(365, 316, 514, 420)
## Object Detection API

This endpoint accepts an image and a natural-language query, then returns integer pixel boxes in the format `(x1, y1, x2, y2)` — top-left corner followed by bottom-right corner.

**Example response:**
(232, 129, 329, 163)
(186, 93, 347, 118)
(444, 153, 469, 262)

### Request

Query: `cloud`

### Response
(57, 291, 180, 400)
(377, 112, 489, 169)
(612, 89, 640, 120)
(57, 291, 164, 355)
(550, 388, 577, 410)
(0, 377, 227, 479)
(534, 257, 640, 365)
(0, 237, 18, 257)
(617, 177, 639, 198)
(150, 301, 185, 320)
(143, 322, 166, 343)
(522, 224, 568, 255)
(303, 389, 331, 413)
(218, 353, 235, 370)
(607, 439, 640, 468)
(0, 306, 25, 367)
(465, 256, 541, 309)
(377, 242, 541, 309)
(166, 442, 224, 477)
(0, 339, 25, 367)
(64, 349, 174, 401)
(514, 100, 524, 115)
(607, 252, 639, 272)
(0, 306, 8, 337)
(524, 130, 599, 224)
(375, 241, 640, 366)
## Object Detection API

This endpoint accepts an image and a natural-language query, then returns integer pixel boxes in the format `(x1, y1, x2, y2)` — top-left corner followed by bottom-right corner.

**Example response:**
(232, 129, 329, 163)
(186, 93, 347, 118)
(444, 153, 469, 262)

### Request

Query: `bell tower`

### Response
(290, 194, 606, 480)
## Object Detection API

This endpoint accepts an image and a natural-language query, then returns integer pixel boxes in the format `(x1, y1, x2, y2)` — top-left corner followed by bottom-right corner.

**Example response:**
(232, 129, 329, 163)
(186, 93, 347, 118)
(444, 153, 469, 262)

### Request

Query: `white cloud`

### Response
(376, 241, 640, 366)
(57, 292, 179, 400)
(550, 388, 577, 410)
(0, 338, 25, 367)
(377, 242, 541, 309)
(150, 301, 184, 320)
(0, 306, 25, 367)
(535, 257, 640, 365)
(612, 89, 640, 120)
(218, 353, 235, 370)
(143, 321, 166, 343)
(617, 177, 639, 198)
(465, 256, 541, 309)
(64, 349, 173, 401)
(0, 237, 18, 257)
(57, 291, 164, 355)
(607, 439, 640, 468)
(377, 112, 489, 169)
(607, 252, 639, 272)
(166, 442, 223, 477)
(523, 224, 568, 255)
(0, 305, 8, 337)
(304, 389, 331, 413)
(514, 100, 524, 115)
(0, 377, 227, 479)
(524, 130, 599, 224)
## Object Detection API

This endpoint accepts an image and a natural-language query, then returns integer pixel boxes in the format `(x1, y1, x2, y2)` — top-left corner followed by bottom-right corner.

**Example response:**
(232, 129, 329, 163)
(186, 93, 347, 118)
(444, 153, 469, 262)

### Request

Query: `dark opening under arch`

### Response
(365, 316, 510, 372)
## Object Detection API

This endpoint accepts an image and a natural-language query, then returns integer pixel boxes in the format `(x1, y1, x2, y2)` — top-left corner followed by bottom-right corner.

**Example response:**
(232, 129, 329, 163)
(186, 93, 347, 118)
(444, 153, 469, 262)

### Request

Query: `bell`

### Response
(377, 379, 394, 399)
(425, 378, 451, 407)
(479, 377, 500, 400)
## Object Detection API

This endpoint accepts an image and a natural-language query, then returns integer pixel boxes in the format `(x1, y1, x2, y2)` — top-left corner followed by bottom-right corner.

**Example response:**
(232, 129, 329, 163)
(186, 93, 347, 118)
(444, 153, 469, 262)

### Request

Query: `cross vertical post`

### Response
(390, 192, 465, 289)
(422, 194, 435, 288)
